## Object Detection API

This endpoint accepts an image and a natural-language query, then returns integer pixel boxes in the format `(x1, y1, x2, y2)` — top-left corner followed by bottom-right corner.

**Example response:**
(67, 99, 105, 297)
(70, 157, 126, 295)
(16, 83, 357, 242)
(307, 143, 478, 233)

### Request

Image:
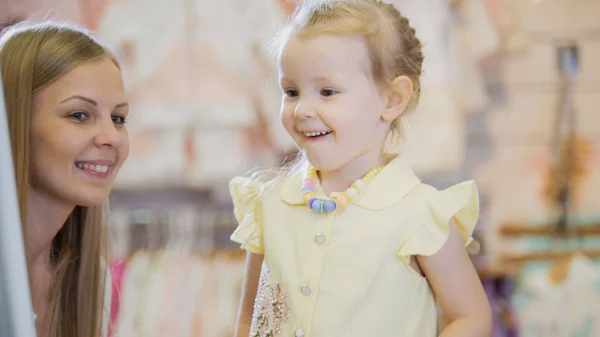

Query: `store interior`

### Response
(2, 0, 600, 336)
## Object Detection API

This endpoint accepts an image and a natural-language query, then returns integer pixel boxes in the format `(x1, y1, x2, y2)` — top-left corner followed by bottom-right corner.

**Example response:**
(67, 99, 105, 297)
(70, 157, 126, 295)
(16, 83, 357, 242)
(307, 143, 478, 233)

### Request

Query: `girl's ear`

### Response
(381, 75, 413, 122)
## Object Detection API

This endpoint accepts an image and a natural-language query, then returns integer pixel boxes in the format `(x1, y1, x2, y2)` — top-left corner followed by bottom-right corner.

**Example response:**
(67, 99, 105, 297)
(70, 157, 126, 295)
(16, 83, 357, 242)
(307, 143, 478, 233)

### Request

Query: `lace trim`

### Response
(249, 264, 291, 337)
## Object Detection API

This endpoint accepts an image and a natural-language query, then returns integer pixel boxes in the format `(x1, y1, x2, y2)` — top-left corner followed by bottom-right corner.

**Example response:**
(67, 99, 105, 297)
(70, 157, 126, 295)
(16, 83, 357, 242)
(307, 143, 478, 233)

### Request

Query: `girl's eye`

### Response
(321, 89, 337, 97)
(285, 89, 299, 97)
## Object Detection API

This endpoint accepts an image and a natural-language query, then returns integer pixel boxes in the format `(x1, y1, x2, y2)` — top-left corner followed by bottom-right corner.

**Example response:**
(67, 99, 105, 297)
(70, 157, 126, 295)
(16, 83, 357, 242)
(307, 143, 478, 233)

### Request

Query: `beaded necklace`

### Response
(301, 165, 384, 213)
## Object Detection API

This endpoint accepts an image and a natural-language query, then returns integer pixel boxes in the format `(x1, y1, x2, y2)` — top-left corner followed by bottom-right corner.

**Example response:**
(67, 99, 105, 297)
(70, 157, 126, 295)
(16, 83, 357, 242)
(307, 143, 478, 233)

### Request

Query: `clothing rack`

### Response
(125, 247, 246, 262)
(0, 69, 36, 337)
(109, 188, 238, 260)
(111, 246, 245, 337)
(527, 28, 600, 44)
(499, 222, 600, 237)
(500, 249, 600, 265)
(497, 219, 600, 266)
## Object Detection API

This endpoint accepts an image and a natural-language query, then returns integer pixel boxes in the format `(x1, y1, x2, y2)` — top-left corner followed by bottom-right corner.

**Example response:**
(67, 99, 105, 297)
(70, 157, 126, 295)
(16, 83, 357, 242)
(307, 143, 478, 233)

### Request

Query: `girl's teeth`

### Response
(303, 131, 330, 137)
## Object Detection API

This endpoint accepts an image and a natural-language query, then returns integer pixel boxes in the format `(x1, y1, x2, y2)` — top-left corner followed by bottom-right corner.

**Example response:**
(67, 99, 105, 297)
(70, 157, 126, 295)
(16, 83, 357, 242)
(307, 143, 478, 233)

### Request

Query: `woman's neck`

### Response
(318, 152, 390, 195)
(25, 188, 74, 334)
(25, 188, 74, 269)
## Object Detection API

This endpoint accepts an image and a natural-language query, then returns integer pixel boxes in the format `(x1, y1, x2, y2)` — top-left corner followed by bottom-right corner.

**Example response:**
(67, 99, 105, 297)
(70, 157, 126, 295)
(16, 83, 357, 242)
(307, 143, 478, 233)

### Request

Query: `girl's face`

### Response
(279, 34, 392, 174)
(29, 56, 130, 207)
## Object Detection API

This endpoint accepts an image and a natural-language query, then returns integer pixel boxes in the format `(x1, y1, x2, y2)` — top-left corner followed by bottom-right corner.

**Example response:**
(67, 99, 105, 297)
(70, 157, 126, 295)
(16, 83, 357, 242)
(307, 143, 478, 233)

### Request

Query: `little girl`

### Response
(230, 1, 492, 336)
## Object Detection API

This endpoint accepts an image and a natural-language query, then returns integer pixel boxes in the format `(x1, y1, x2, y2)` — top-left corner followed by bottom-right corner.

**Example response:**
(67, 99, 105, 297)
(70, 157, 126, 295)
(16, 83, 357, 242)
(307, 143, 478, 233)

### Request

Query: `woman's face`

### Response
(29, 56, 130, 207)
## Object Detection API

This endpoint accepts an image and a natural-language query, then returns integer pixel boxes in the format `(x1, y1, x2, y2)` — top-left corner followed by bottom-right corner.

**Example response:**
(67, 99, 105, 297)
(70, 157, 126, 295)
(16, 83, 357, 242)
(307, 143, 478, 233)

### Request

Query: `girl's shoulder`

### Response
(397, 180, 480, 260)
(228, 169, 299, 254)
(229, 167, 297, 205)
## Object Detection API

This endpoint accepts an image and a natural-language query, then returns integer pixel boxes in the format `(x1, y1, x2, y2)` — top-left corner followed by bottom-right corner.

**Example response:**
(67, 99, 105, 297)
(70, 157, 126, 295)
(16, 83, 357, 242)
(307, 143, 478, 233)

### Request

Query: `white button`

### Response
(301, 285, 311, 295)
(315, 234, 326, 244)
(295, 328, 305, 337)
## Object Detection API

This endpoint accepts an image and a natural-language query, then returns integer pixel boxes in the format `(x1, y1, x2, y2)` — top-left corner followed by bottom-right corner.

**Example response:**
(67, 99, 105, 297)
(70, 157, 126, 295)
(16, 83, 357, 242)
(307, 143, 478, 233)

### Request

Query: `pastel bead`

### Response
(324, 200, 337, 212)
(301, 185, 314, 193)
(308, 198, 317, 209)
(346, 187, 359, 199)
(310, 199, 322, 212)
(336, 196, 349, 209)
(303, 192, 314, 203)
(354, 179, 366, 188)
(303, 178, 315, 187)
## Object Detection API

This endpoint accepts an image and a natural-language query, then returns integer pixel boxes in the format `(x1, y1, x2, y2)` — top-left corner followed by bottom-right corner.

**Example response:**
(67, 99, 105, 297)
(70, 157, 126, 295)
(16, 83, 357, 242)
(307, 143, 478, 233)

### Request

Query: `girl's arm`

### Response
(234, 251, 264, 337)
(416, 219, 492, 337)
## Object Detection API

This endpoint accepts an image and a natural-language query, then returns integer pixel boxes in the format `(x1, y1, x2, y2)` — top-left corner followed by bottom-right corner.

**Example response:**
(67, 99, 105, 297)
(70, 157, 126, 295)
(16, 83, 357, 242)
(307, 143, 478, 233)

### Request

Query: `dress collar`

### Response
(280, 155, 421, 211)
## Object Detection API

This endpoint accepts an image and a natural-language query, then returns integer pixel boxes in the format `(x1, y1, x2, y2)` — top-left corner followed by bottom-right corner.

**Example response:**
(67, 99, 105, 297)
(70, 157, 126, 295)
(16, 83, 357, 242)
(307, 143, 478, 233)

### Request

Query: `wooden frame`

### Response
(489, 220, 600, 281)
(499, 222, 600, 237)
(499, 249, 600, 264)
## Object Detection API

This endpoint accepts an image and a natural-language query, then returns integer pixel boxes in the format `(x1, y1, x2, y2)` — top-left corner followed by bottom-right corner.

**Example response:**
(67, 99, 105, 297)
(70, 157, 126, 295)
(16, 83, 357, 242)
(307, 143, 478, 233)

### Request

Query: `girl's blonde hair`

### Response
(252, 0, 424, 182)
(0, 21, 118, 337)
(276, 0, 424, 147)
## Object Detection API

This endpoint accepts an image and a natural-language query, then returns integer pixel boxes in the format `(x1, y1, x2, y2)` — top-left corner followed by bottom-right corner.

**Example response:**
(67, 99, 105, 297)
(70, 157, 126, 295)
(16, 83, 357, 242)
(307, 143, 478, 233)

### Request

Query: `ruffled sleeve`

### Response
(229, 176, 265, 254)
(396, 180, 479, 263)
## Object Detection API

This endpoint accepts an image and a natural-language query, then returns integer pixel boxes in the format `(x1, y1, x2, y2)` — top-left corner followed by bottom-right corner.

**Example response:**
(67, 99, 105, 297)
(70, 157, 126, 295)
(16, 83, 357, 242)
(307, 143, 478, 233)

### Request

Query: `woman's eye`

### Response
(112, 115, 127, 125)
(69, 111, 88, 121)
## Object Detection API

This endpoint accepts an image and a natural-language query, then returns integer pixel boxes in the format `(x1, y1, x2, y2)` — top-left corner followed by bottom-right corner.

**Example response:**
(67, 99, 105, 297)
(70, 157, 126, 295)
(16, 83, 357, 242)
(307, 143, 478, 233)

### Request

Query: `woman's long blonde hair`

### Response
(0, 21, 118, 337)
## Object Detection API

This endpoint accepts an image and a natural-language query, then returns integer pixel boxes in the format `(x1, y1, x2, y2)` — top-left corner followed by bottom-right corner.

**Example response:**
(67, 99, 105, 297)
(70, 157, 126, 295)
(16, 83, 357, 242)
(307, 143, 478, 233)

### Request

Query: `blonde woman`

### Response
(0, 21, 129, 337)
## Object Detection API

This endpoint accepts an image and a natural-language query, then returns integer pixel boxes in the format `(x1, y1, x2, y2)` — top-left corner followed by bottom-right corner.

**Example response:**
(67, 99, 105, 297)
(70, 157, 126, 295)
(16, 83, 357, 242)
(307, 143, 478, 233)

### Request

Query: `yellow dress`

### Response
(230, 156, 479, 337)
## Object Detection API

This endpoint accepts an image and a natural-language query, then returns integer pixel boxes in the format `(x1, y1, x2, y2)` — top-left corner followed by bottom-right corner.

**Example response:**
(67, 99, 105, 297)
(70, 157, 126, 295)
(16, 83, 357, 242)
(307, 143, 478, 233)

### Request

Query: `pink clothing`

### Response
(108, 260, 128, 337)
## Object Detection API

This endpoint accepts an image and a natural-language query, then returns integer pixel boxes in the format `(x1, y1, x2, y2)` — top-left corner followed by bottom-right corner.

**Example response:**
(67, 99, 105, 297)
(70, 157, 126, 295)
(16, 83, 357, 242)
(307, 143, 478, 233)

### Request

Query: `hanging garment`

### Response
(108, 260, 128, 337)
(113, 250, 246, 337)
(115, 252, 207, 337)
(95, 0, 290, 187)
(514, 255, 600, 337)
